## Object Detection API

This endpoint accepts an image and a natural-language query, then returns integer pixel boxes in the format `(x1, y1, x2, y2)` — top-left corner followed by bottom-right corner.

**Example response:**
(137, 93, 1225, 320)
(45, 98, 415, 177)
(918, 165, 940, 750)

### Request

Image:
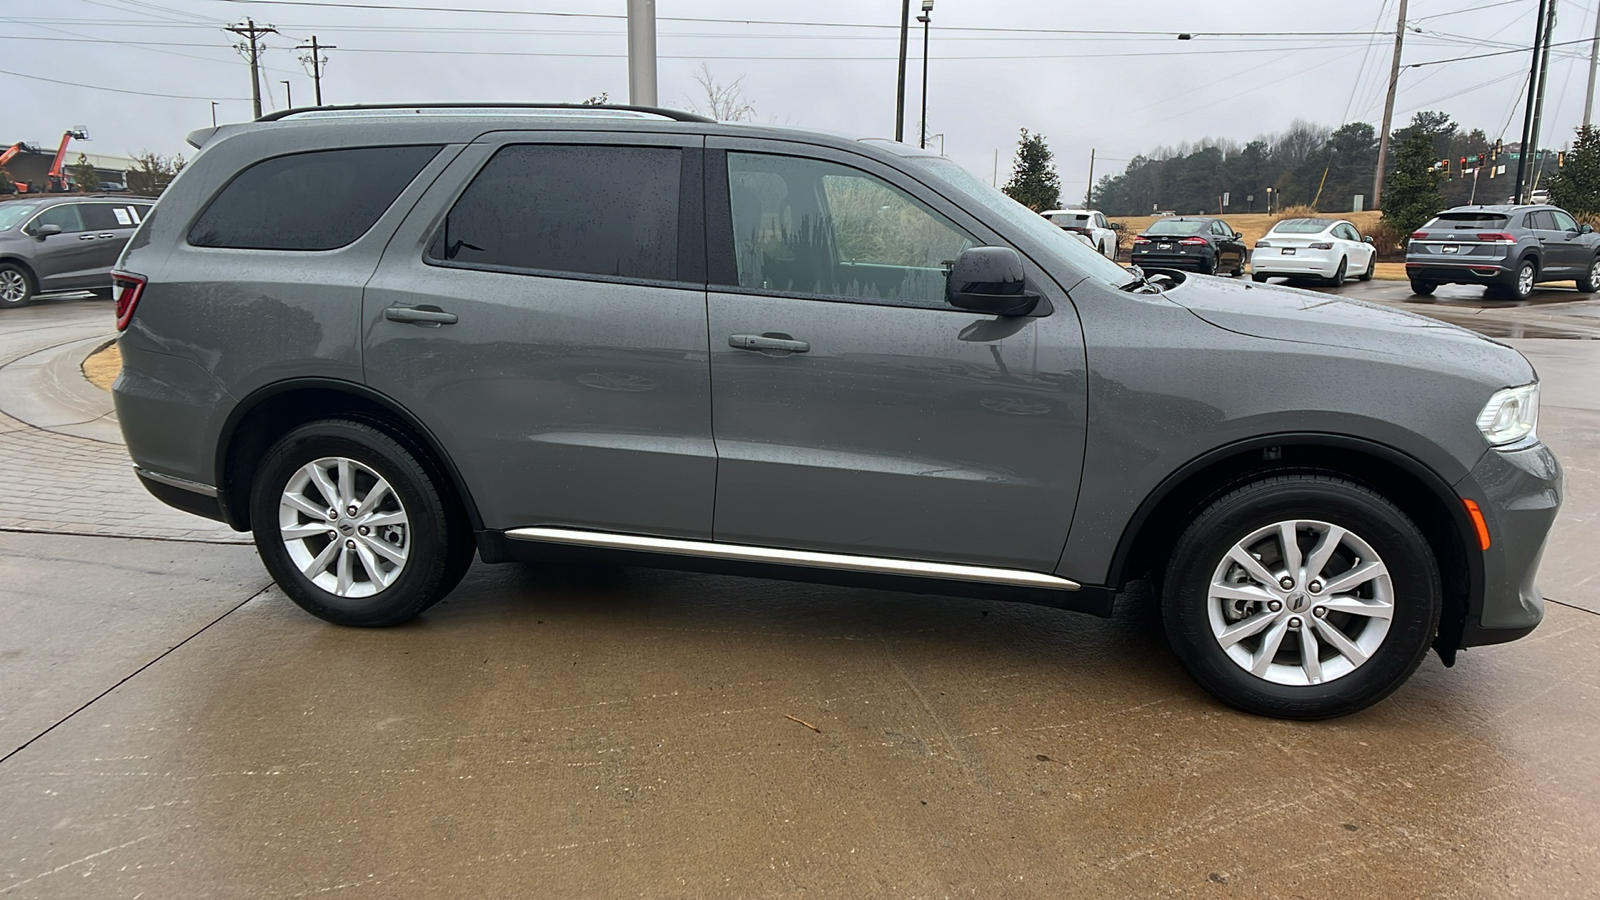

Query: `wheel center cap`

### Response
(1286, 591, 1310, 613)
(338, 520, 355, 535)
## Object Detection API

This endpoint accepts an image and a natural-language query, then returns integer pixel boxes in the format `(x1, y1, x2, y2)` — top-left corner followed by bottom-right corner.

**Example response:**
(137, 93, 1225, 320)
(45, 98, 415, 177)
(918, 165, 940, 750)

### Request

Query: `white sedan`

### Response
(1040, 209, 1119, 260)
(1250, 217, 1377, 285)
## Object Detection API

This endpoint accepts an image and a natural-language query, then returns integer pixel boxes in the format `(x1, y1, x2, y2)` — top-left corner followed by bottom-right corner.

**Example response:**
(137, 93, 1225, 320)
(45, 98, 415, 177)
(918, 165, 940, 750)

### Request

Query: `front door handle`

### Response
(384, 305, 458, 325)
(77, 234, 97, 241)
(729, 333, 809, 353)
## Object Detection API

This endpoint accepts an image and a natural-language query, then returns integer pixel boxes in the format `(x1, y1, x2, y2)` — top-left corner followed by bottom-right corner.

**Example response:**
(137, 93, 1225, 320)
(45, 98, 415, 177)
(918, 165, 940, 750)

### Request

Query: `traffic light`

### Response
(1460, 156, 1469, 174)
(1440, 158, 1451, 179)
(1494, 139, 1504, 158)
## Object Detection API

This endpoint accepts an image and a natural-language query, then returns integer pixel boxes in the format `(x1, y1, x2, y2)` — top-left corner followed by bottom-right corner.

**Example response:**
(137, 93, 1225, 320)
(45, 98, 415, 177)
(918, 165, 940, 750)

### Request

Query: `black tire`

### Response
(1409, 280, 1436, 296)
(1251, 272, 1270, 283)
(1200, 255, 1217, 276)
(1326, 256, 1348, 286)
(250, 418, 474, 626)
(1492, 259, 1537, 301)
(1358, 253, 1376, 282)
(1160, 474, 1441, 719)
(1578, 255, 1600, 293)
(0, 263, 36, 309)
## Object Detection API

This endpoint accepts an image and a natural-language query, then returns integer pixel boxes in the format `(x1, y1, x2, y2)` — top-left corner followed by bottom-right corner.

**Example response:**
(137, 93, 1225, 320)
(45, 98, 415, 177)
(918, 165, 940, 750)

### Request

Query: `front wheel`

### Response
(1578, 256, 1600, 293)
(1358, 252, 1376, 282)
(1161, 474, 1441, 719)
(250, 418, 474, 626)
(0, 263, 35, 309)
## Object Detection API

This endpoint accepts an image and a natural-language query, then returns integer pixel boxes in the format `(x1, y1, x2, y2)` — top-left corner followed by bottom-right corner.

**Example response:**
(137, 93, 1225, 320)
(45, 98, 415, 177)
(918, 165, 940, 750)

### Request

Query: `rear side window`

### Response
(190, 145, 440, 251)
(82, 203, 148, 230)
(428, 144, 680, 281)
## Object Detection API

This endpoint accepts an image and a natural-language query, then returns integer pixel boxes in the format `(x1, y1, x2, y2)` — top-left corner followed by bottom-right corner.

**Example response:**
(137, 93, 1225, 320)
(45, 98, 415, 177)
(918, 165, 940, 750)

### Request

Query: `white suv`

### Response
(1041, 209, 1119, 260)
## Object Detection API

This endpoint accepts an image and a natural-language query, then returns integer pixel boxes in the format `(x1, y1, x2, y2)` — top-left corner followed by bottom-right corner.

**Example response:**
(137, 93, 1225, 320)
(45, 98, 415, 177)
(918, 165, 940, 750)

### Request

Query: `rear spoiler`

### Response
(185, 124, 249, 151)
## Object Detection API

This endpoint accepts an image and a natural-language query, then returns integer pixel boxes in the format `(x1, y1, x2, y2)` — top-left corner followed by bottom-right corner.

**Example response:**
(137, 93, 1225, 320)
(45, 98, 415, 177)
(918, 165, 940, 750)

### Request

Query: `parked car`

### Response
(114, 104, 1559, 719)
(1251, 217, 1377, 285)
(1130, 217, 1248, 275)
(1406, 204, 1600, 300)
(0, 194, 156, 308)
(1040, 209, 1120, 260)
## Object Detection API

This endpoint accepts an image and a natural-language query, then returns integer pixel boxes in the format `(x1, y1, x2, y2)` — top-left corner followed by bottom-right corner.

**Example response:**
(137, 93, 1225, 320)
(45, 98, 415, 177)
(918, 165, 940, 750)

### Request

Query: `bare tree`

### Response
(580, 92, 609, 106)
(124, 151, 186, 197)
(687, 63, 756, 122)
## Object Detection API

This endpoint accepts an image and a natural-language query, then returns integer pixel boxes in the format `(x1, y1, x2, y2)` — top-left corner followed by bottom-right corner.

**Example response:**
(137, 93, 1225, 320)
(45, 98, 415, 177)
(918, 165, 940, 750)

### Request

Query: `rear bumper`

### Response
(1250, 249, 1340, 277)
(1453, 441, 1562, 648)
(1404, 260, 1515, 286)
(1131, 250, 1214, 271)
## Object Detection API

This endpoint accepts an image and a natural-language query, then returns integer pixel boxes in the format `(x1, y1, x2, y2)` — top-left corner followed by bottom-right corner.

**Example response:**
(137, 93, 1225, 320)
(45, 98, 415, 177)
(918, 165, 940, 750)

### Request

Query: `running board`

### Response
(504, 527, 1080, 591)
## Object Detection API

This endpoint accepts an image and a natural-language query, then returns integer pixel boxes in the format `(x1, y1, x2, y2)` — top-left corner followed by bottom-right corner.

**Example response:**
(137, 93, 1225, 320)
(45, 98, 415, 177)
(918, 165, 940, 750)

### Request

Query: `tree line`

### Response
(1002, 110, 1573, 218)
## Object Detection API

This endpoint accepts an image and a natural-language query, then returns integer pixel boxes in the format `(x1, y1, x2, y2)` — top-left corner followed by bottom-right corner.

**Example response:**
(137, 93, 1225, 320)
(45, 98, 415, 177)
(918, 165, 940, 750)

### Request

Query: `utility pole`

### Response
(296, 36, 336, 106)
(226, 18, 278, 120)
(1085, 148, 1096, 208)
(1586, 0, 1600, 127)
(625, 0, 657, 107)
(1529, 0, 1559, 183)
(1515, 0, 1552, 204)
(917, 1, 932, 149)
(1372, 0, 1409, 210)
(895, 0, 911, 142)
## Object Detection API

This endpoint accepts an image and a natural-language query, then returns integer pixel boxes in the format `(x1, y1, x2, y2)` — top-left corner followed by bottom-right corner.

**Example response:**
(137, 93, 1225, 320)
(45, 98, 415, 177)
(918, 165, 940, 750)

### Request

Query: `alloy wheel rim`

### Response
(0, 270, 25, 304)
(279, 456, 410, 598)
(1519, 265, 1535, 296)
(1206, 519, 1394, 687)
(1590, 260, 1599, 286)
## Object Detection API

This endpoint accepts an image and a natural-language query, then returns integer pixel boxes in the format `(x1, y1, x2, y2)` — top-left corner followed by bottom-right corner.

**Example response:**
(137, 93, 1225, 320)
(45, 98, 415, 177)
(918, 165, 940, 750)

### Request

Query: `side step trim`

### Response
(133, 466, 219, 497)
(504, 527, 1080, 591)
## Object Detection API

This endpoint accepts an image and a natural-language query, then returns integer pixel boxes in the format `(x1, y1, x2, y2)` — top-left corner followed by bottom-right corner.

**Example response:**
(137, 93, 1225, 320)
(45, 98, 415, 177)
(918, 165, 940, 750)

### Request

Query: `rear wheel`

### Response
(1578, 256, 1600, 293)
(1251, 272, 1270, 283)
(1490, 259, 1537, 300)
(1200, 255, 1217, 276)
(1326, 256, 1348, 286)
(1409, 280, 1436, 296)
(250, 418, 474, 626)
(0, 264, 35, 309)
(1161, 475, 1441, 719)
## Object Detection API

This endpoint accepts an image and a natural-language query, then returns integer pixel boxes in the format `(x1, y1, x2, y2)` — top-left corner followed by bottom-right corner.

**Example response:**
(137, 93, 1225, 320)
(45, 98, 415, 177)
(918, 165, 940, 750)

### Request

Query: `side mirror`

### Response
(1583, 224, 1595, 234)
(946, 246, 1041, 317)
(1109, 222, 1124, 232)
(1363, 236, 1375, 244)
(32, 223, 62, 238)
(1233, 231, 1244, 240)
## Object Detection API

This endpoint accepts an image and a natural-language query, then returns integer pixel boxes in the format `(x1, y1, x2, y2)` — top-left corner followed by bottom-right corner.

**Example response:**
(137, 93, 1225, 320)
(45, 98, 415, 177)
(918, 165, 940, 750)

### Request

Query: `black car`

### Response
(1405, 204, 1600, 300)
(1130, 217, 1247, 276)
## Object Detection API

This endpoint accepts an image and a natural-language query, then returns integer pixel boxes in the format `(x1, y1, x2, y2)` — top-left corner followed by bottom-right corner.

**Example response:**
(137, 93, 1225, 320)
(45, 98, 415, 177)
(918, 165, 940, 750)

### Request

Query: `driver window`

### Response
(1551, 210, 1580, 232)
(728, 151, 975, 307)
(32, 204, 84, 234)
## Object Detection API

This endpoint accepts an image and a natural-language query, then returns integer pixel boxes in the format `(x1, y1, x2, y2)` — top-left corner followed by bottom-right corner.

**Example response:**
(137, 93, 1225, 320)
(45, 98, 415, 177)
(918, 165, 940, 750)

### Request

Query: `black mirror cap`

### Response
(947, 246, 1041, 317)
(1233, 231, 1244, 240)
(1109, 222, 1124, 231)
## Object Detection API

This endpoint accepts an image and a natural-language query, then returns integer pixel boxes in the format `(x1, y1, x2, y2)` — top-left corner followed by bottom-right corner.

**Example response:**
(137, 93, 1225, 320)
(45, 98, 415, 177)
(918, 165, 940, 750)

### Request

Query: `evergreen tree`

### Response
(1002, 129, 1061, 211)
(0, 167, 14, 195)
(1549, 125, 1600, 218)
(68, 153, 100, 192)
(1380, 130, 1445, 238)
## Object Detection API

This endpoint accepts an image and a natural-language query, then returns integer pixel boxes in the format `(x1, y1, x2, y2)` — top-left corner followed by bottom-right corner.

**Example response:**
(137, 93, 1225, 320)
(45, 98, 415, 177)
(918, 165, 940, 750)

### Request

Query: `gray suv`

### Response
(112, 105, 1561, 719)
(1406, 203, 1600, 300)
(0, 194, 155, 308)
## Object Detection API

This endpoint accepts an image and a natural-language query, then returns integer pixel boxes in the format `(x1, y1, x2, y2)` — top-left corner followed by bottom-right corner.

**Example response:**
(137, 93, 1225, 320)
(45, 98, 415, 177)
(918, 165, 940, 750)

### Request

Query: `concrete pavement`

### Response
(0, 291, 1597, 898)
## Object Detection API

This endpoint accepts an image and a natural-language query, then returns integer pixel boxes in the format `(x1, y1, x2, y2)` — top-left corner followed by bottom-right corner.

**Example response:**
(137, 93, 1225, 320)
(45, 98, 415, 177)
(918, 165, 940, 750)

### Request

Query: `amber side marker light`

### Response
(1462, 499, 1491, 550)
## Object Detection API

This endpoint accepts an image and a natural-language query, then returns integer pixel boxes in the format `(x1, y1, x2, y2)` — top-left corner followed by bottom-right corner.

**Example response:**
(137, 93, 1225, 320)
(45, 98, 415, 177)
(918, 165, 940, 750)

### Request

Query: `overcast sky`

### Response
(5, 0, 1597, 197)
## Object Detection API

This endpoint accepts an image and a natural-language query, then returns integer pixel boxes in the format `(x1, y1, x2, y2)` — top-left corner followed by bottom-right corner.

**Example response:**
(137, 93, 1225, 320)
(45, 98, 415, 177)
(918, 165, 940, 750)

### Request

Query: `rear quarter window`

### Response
(189, 145, 440, 251)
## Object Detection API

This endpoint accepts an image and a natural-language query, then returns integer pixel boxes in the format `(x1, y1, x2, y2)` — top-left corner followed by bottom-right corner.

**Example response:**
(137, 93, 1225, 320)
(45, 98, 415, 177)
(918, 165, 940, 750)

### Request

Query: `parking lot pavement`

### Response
(1, 299, 1597, 897)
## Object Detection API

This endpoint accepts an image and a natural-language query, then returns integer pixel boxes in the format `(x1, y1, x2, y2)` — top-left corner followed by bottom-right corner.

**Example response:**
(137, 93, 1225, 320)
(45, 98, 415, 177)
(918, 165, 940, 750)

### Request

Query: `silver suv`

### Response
(1406, 203, 1600, 300)
(113, 105, 1560, 719)
(0, 194, 155, 308)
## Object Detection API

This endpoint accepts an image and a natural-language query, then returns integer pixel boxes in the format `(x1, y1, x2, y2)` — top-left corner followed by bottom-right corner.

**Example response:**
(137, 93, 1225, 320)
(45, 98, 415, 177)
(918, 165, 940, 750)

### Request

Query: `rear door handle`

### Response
(384, 305, 458, 325)
(729, 333, 809, 353)
(77, 234, 97, 241)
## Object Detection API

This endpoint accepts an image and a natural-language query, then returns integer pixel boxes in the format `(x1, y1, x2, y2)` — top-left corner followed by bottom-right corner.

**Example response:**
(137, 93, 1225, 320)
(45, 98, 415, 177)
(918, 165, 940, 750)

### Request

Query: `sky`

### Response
(4, 0, 1598, 199)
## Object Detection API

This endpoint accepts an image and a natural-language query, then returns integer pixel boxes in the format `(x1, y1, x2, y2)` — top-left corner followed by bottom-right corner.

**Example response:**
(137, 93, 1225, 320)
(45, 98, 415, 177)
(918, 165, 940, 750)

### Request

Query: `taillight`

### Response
(1477, 232, 1516, 243)
(112, 271, 146, 331)
(1309, 241, 1334, 250)
(1178, 237, 1208, 245)
(1411, 231, 1429, 240)
(1255, 240, 1272, 248)
(1133, 237, 1151, 244)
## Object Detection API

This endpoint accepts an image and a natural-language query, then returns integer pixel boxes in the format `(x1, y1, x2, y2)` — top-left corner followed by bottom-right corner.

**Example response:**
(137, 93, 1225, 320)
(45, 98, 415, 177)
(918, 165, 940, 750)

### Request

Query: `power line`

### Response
(0, 63, 247, 100)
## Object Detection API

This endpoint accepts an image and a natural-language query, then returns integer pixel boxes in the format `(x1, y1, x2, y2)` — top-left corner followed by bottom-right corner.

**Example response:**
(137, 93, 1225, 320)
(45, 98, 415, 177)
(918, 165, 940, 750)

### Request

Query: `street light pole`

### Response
(895, 0, 910, 142)
(917, 1, 932, 149)
(626, 0, 658, 107)
(281, 80, 292, 109)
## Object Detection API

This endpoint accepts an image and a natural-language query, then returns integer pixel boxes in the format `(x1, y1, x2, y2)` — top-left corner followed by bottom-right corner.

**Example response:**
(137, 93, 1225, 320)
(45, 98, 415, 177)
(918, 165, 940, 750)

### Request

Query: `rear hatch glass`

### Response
(1145, 219, 1205, 236)
(1422, 212, 1509, 230)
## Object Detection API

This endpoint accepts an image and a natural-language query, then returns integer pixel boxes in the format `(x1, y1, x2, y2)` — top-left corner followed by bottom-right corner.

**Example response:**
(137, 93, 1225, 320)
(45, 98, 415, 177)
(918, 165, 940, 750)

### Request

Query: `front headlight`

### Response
(1477, 383, 1540, 447)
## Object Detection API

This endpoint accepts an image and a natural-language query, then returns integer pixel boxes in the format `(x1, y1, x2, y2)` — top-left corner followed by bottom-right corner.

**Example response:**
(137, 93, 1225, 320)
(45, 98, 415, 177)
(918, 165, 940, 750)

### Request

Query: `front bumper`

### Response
(1454, 440, 1562, 648)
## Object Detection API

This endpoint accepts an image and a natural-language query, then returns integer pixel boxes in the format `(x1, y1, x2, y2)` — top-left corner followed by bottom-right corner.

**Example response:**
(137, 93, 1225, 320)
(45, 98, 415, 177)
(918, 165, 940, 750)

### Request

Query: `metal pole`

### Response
(626, 0, 658, 107)
(1529, 0, 1558, 191)
(1587, 1, 1600, 127)
(918, 11, 930, 148)
(1372, 0, 1409, 209)
(895, 0, 910, 142)
(281, 80, 292, 109)
(210, 102, 218, 127)
(1515, 0, 1551, 204)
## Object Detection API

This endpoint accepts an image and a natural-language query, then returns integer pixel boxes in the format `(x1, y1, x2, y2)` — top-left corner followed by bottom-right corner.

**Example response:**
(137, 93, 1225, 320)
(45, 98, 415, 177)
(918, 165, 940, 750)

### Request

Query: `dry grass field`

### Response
(82, 342, 119, 391)
(1109, 210, 1386, 250)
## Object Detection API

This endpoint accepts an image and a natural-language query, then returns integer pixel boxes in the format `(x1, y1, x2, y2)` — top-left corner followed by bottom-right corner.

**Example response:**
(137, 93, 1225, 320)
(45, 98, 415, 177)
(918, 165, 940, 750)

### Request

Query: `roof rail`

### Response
(257, 103, 715, 124)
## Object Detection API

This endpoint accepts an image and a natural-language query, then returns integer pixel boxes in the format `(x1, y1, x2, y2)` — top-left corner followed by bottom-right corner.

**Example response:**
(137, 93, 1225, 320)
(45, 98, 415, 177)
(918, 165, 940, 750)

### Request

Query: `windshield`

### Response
(909, 157, 1134, 288)
(0, 202, 40, 232)
(1270, 218, 1333, 234)
(1146, 219, 1206, 236)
